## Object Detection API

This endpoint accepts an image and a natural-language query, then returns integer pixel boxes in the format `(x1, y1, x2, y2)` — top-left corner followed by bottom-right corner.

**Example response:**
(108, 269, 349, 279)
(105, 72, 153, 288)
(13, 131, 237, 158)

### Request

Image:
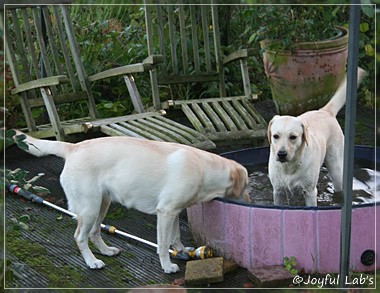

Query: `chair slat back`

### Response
(4, 5, 97, 122)
(145, 1, 225, 97)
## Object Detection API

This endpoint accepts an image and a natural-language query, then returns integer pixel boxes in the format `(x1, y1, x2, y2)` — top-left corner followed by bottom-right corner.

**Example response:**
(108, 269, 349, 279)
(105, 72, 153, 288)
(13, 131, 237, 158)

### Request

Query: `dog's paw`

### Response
(88, 259, 105, 269)
(101, 246, 121, 256)
(163, 263, 180, 274)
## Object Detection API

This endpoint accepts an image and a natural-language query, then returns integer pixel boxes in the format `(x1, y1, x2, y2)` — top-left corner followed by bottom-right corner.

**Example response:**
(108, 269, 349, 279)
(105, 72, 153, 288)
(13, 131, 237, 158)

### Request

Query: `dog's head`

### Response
(267, 115, 308, 163)
(225, 162, 250, 202)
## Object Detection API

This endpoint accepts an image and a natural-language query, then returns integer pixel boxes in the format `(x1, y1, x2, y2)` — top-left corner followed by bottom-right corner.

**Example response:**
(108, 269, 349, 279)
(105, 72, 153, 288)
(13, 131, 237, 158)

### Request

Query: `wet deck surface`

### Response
(5, 103, 376, 289)
(5, 144, 253, 289)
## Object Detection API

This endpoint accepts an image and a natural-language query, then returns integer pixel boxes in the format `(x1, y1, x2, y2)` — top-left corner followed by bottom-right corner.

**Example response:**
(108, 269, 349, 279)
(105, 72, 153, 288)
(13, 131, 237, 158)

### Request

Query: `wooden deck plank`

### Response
(170, 96, 247, 105)
(83, 112, 159, 128)
(181, 104, 204, 132)
(126, 120, 177, 142)
(191, 103, 216, 132)
(153, 115, 201, 136)
(118, 121, 165, 141)
(152, 116, 216, 149)
(201, 102, 227, 132)
(211, 101, 238, 131)
(100, 124, 145, 139)
(146, 116, 198, 143)
(221, 100, 248, 131)
(241, 99, 268, 127)
(137, 118, 190, 144)
(231, 99, 257, 129)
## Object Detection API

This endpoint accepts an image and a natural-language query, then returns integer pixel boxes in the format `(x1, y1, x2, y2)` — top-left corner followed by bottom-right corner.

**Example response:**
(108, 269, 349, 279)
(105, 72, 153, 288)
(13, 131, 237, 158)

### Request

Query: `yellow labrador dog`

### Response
(268, 68, 367, 206)
(13, 133, 249, 273)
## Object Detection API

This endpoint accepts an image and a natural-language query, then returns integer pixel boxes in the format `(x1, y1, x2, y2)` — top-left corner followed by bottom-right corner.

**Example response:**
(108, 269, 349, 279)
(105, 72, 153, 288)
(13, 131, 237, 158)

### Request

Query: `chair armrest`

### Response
(223, 48, 255, 65)
(12, 75, 69, 94)
(142, 54, 164, 65)
(88, 63, 149, 82)
(88, 55, 164, 83)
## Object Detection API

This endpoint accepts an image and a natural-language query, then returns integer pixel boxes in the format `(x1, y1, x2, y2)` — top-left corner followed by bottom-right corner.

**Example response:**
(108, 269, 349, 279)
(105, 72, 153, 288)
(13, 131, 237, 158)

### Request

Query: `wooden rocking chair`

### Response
(2, 4, 215, 150)
(142, 1, 267, 145)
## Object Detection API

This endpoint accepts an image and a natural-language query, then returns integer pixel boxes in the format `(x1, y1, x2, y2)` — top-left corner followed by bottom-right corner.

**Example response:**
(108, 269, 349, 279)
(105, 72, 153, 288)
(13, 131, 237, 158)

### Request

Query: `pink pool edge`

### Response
(187, 146, 379, 274)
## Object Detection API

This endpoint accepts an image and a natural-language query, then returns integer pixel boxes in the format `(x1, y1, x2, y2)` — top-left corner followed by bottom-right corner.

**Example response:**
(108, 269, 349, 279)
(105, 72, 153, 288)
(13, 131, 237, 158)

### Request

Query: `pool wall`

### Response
(187, 146, 379, 273)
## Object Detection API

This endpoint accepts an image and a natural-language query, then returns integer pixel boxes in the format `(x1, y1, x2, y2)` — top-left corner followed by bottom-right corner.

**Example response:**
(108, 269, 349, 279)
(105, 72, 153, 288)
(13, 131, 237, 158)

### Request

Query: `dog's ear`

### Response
(228, 165, 249, 202)
(267, 120, 273, 144)
(267, 115, 279, 144)
(302, 123, 309, 146)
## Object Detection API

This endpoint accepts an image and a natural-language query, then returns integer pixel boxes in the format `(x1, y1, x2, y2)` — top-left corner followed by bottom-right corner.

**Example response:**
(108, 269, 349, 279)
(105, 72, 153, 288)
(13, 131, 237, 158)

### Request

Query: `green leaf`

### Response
(14, 169, 28, 183)
(15, 134, 26, 142)
(17, 141, 29, 151)
(361, 3, 375, 18)
(6, 129, 16, 138)
(103, 102, 114, 109)
(331, 6, 340, 17)
(10, 218, 18, 225)
(290, 268, 298, 275)
(360, 22, 369, 33)
(19, 215, 30, 223)
(248, 33, 257, 44)
(18, 222, 29, 230)
(365, 44, 374, 56)
(56, 215, 63, 221)
(27, 173, 45, 183)
(31, 185, 50, 195)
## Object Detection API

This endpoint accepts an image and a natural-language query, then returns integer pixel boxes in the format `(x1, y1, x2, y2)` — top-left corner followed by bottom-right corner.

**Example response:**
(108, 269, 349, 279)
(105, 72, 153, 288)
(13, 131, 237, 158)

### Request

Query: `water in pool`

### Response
(246, 160, 379, 206)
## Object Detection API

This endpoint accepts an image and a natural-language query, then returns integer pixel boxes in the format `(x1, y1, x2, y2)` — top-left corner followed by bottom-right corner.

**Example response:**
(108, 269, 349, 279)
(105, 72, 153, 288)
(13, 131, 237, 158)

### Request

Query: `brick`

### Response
(223, 259, 238, 274)
(185, 257, 224, 286)
(249, 266, 294, 287)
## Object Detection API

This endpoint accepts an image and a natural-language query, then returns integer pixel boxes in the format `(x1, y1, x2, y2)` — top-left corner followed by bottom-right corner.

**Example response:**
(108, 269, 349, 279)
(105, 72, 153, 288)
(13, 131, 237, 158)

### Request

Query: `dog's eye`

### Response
(273, 134, 279, 139)
(289, 135, 297, 140)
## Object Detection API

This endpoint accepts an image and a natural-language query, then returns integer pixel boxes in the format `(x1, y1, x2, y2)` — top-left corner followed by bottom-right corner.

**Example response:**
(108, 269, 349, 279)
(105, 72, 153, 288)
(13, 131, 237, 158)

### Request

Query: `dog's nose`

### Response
(277, 150, 287, 160)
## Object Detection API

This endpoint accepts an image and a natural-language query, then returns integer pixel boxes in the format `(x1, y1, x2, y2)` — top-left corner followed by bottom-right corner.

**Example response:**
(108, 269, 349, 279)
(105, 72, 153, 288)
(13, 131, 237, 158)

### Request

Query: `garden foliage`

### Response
(3, 2, 376, 130)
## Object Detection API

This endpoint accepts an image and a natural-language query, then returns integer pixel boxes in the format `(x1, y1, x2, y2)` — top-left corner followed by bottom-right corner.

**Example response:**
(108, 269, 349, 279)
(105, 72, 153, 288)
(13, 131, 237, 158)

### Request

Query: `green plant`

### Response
(284, 256, 298, 275)
(71, 5, 152, 114)
(96, 99, 132, 118)
(231, 4, 374, 108)
(5, 168, 50, 196)
(250, 6, 348, 53)
(2, 129, 28, 151)
(3, 130, 50, 195)
(10, 215, 31, 231)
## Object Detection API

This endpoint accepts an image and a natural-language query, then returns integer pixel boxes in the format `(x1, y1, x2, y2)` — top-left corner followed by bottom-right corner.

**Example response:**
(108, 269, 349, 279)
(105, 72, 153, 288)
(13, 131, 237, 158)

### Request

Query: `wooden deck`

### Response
(4, 145, 254, 289)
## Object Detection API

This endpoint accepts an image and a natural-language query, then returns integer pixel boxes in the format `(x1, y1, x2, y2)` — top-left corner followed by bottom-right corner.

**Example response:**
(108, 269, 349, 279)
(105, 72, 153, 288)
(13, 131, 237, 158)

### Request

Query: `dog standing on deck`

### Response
(13, 133, 249, 273)
(267, 68, 367, 206)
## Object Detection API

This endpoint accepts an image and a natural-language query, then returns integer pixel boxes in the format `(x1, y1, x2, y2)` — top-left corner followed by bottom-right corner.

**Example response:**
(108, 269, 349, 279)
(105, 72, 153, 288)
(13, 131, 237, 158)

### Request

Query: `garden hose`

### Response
(6, 184, 213, 261)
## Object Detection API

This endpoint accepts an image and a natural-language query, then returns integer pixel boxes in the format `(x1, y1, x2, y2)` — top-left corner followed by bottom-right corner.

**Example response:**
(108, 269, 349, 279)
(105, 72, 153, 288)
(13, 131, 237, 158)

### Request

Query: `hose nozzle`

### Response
(170, 246, 213, 260)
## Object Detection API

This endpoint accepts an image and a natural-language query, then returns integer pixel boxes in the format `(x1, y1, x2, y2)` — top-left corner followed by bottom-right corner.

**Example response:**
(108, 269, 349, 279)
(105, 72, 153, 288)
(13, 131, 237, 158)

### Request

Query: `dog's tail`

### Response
(13, 130, 73, 159)
(321, 67, 367, 117)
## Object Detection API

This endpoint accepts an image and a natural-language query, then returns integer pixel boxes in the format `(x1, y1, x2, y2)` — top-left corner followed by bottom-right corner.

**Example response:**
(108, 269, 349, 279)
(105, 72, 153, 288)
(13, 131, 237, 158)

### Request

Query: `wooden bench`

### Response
(3, 5, 215, 149)
(142, 2, 267, 145)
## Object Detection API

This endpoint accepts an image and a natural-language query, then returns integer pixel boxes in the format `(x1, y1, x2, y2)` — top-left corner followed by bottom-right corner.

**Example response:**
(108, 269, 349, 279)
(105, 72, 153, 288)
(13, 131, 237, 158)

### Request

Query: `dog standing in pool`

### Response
(267, 67, 367, 206)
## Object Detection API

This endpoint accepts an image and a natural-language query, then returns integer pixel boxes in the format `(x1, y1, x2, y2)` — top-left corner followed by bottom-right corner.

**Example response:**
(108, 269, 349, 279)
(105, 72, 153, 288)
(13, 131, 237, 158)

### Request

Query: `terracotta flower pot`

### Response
(261, 26, 349, 116)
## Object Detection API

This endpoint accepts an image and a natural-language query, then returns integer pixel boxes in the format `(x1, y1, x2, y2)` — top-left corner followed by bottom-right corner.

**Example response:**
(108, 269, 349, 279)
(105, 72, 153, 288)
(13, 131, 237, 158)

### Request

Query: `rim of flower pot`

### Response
(260, 26, 348, 55)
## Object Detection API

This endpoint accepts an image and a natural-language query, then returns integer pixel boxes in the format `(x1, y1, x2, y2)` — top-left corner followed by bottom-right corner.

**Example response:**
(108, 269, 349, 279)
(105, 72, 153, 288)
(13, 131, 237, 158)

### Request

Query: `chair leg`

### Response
(240, 59, 253, 99)
(40, 87, 66, 141)
(124, 74, 145, 114)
